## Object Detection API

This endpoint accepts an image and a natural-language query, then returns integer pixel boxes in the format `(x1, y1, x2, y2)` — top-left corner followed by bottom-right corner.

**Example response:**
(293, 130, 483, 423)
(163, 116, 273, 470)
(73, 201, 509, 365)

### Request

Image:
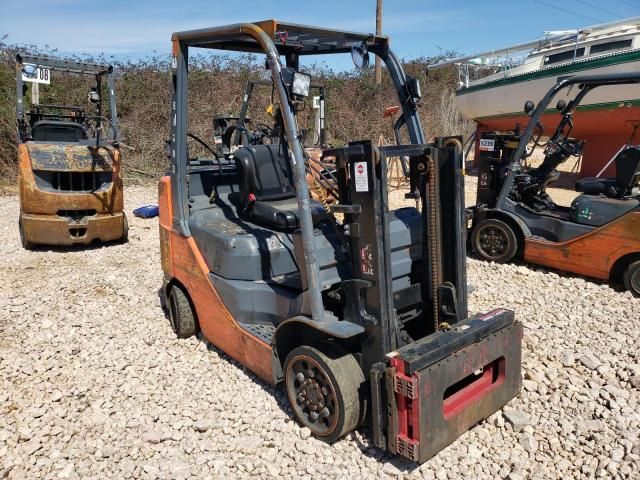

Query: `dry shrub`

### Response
(0, 39, 472, 186)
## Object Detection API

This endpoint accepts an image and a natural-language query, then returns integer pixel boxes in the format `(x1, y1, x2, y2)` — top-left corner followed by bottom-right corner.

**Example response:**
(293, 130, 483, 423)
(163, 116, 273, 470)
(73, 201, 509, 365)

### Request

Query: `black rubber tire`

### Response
(284, 344, 364, 444)
(167, 284, 198, 338)
(472, 218, 519, 264)
(18, 218, 34, 250)
(623, 260, 640, 297)
(120, 215, 129, 243)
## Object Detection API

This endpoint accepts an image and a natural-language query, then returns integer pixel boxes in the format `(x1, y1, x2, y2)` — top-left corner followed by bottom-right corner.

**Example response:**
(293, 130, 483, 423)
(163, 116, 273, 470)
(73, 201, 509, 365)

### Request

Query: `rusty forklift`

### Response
(158, 20, 522, 463)
(16, 55, 127, 249)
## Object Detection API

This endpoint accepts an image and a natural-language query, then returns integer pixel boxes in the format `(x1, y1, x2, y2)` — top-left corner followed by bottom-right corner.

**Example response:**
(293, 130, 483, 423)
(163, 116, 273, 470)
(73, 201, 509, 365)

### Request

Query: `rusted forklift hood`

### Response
(26, 143, 117, 172)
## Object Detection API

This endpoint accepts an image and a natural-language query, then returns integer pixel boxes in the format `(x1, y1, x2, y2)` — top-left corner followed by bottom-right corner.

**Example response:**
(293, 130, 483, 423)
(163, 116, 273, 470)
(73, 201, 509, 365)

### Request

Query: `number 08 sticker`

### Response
(21, 64, 51, 85)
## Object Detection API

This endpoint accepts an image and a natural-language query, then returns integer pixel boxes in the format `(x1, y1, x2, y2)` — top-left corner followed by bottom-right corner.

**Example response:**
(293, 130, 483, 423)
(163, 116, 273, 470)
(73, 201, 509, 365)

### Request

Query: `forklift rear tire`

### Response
(472, 218, 518, 264)
(623, 260, 640, 297)
(284, 344, 364, 444)
(168, 284, 198, 338)
(18, 218, 33, 250)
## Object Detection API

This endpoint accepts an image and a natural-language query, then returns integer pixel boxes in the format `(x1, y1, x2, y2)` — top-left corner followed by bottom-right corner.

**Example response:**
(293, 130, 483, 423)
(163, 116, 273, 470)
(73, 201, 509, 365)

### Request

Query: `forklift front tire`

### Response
(168, 284, 198, 338)
(472, 218, 518, 264)
(284, 344, 364, 444)
(623, 260, 640, 297)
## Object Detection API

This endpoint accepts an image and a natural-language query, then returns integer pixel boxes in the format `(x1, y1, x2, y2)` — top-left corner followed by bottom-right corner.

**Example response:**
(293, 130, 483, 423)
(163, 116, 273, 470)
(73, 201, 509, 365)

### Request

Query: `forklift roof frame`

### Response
(15, 54, 120, 142)
(496, 71, 640, 209)
(170, 20, 425, 322)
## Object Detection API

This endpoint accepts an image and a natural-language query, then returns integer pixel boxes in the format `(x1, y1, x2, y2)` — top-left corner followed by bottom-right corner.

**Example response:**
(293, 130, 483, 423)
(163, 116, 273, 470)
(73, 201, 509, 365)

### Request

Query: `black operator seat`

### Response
(232, 144, 329, 230)
(31, 120, 89, 142)
(575, 147, 640, 198)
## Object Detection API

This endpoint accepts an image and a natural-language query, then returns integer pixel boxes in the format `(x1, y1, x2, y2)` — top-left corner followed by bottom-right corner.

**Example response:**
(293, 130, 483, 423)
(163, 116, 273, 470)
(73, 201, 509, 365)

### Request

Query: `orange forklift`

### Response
(158, 20, 522, 462)
(16, 55, 127, 249)
(469, 73, 640, 296)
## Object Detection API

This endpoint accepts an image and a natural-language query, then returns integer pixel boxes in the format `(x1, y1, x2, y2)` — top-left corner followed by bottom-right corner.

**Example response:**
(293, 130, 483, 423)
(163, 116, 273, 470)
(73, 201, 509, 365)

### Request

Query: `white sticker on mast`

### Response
(21, 64, 50, 85)
(354, 161, 369, 192)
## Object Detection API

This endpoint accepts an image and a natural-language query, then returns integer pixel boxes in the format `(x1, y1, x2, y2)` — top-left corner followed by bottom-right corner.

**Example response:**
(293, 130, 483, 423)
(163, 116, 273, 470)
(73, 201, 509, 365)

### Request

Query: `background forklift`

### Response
(469, 72, 640, 296)
(158, 20, 522, 463)
(16, 54, 127, 249)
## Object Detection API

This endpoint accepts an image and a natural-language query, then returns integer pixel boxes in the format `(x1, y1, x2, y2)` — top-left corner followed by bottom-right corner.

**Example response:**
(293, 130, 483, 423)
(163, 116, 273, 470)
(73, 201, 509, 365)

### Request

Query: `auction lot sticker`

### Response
(479, 139, 495, 152)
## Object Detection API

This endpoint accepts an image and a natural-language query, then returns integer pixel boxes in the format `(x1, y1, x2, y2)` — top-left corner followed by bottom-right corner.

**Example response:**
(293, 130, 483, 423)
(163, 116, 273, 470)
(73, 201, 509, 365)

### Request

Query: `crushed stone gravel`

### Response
(1, 182, 639, 479)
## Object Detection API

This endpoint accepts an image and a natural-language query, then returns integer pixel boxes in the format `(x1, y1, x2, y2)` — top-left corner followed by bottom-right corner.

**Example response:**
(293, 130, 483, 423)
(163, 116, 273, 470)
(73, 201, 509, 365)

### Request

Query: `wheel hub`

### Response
(299, 378, 325, 410)
(286, 356, 338, 435)
(479, 227, 507, 256)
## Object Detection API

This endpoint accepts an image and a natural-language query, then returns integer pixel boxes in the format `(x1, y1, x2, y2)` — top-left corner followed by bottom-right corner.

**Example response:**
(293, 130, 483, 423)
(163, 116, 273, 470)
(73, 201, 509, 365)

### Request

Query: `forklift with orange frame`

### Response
(469, 73, 640, 296)
(158, 20, 522, 463)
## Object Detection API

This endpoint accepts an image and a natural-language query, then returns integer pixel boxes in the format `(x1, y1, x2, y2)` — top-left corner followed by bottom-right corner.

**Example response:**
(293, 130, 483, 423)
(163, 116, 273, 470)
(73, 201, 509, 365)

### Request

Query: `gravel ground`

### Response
(1, 183, 639, 480)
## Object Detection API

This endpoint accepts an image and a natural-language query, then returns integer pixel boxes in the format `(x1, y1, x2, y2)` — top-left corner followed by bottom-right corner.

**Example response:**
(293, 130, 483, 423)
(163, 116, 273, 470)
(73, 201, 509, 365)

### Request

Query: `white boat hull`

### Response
(456, 51, 640, 130)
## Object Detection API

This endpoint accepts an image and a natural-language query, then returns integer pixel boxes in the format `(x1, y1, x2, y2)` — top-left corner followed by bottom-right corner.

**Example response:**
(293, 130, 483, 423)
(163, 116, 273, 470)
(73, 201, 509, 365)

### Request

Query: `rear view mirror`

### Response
(351, 41, 370, 70)
(524, 100, 535, 114)
(556, 100, 567, 112)
(407, 76, 422, 102)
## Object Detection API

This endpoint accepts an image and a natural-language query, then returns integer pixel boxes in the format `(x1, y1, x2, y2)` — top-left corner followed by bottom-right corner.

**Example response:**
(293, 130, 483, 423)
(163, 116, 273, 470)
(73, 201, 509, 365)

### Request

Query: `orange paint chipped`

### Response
(159, 178, 274, 383)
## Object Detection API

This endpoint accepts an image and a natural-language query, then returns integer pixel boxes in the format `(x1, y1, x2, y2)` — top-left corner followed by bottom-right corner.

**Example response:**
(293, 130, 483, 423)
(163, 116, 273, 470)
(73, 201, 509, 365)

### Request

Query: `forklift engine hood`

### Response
(26, 143, 117, 172)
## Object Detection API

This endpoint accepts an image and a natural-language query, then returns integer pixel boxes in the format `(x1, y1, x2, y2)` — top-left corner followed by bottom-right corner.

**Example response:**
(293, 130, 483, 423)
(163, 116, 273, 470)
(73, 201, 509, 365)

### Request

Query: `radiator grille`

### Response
(57, 209, 97, 220)
(34, 171, 112, 192)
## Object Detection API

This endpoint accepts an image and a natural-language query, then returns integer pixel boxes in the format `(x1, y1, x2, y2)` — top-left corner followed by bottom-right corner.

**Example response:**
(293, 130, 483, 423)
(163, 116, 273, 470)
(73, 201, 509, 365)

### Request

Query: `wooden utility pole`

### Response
(375, 0, 383, 85)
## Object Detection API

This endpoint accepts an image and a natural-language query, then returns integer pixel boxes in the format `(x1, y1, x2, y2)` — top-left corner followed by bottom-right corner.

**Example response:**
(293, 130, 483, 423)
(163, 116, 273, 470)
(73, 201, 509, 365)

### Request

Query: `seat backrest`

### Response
(31, 120, 88, 142)
(234, 144, 296, 203)
(615, 146, 640, 190)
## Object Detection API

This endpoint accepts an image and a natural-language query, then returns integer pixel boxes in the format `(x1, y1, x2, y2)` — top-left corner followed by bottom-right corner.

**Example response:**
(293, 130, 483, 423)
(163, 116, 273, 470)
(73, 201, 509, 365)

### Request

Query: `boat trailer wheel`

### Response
(473, 218, 518, 263)
(286, 353, 338, 435)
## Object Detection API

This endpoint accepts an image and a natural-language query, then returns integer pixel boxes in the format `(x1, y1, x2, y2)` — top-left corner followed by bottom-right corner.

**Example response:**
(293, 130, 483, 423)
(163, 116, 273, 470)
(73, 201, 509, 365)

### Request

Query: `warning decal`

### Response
(354, 161, 369, 192)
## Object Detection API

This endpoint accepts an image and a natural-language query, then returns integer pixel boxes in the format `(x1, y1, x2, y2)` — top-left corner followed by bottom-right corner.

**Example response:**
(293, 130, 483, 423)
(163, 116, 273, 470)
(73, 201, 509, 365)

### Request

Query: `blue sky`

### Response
(1, 0, 638, 68)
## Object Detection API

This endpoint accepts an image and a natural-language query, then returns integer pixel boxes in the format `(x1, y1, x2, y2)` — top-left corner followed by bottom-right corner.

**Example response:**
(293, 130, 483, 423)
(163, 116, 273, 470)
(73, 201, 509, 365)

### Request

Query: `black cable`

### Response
(531, 0, 604, 22)
(613, 0, 640, 7)
(573, 0, 625, 19)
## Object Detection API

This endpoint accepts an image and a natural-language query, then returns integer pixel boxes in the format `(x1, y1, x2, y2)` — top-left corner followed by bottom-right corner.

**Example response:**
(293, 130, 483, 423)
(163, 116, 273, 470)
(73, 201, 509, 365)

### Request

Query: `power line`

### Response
(531, 0, 604, 23)
(573, 0, 625, 19)
(613, 0, 640, 8)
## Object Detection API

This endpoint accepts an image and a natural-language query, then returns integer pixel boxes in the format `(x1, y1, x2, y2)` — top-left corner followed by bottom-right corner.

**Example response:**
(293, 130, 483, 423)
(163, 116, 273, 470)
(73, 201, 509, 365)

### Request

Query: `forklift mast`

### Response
(324, 139, 520, 461)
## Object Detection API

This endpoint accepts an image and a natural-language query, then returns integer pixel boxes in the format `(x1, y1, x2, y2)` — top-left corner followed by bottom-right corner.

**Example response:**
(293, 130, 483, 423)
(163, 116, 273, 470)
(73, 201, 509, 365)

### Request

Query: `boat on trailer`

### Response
(429, 17, 640, 177)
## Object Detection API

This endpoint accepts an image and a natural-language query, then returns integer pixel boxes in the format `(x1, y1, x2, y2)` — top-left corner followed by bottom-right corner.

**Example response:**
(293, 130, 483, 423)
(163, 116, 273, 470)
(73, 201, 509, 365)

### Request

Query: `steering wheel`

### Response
(85, 116, 117, 143)
(187, 132, 220, 159)
(254, 122, 275, 138)
(545, 137, 582, 157)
